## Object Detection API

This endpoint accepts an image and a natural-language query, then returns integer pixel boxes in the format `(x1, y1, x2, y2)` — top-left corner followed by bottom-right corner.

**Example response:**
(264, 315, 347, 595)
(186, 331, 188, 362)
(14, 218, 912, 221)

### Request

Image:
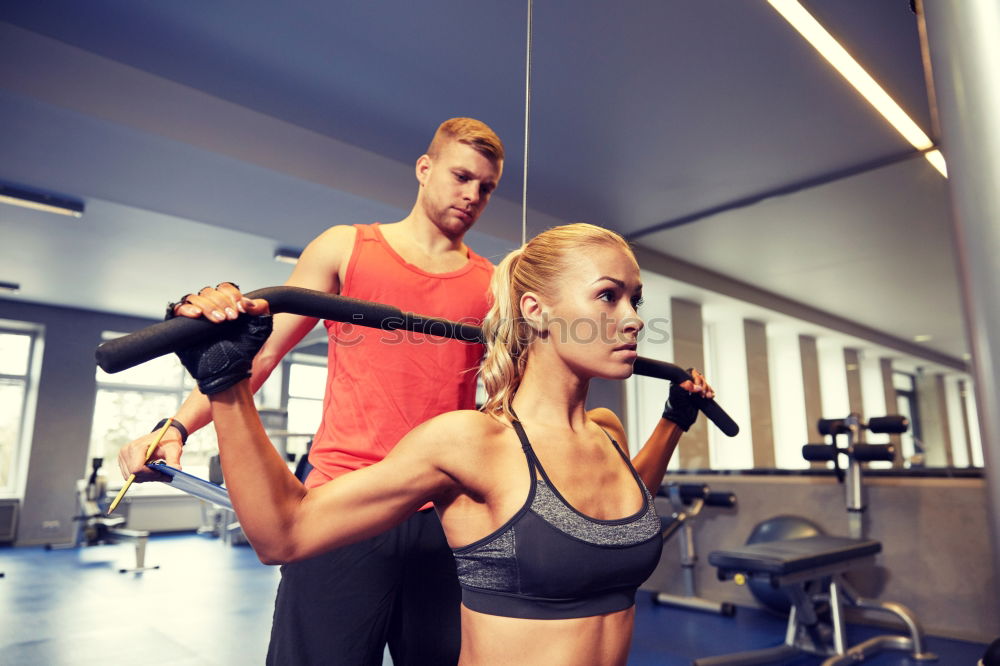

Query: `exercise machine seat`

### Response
(708, 535, 881, 576)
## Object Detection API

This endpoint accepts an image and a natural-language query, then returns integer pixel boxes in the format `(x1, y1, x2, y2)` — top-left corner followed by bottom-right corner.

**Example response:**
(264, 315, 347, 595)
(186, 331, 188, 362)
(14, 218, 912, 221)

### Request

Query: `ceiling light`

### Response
(913, 334, 933, 342)
(922, 149, 948, 177)
(0, 281, 21, 293)
(273, 248, 302, 265)
(0, 184, 84, 217)
(767, 0, 948, 178)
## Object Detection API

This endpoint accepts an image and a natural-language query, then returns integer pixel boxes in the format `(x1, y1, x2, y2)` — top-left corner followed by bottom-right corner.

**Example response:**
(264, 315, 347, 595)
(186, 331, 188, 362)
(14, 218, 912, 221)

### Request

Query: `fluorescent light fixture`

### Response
(0, 184, 84, 217)
(0, 281, 20, 293)
(273, 248, 302, 265)
(923, 149, 947, 177)
(913, 334, 934, 342)
(767, 0, 948, 178)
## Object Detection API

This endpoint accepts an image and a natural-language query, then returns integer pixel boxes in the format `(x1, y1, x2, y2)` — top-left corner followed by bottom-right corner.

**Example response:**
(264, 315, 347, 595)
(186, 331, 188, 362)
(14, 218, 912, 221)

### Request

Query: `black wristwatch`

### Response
(152, 418, 189, 446)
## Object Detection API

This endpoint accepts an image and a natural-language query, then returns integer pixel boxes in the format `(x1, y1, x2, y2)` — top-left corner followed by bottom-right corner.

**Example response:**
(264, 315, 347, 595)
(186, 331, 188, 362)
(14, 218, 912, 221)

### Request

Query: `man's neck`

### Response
(379, 216, 471, 274)
(386, 213, 467, 257)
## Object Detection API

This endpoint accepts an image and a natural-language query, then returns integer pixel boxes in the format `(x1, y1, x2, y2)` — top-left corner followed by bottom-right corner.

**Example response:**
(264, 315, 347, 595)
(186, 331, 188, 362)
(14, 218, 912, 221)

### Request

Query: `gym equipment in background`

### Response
(47, 458, 158, 573)
(981, 637, 1000, 666)
(653, 482, 737, 616)
(803, 414, 906, 540)
(744, 514, 825, 615)
(695, 414, 937, 665)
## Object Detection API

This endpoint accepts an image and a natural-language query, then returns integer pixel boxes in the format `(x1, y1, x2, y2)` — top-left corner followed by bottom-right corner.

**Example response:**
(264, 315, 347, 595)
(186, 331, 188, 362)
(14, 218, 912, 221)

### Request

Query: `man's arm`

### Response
(117, 225, 358, 480)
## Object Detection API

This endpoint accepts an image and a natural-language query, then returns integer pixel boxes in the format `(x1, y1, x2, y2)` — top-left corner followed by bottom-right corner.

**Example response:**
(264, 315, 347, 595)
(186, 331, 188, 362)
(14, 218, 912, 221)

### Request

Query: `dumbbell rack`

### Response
(803, 414, 905, 540)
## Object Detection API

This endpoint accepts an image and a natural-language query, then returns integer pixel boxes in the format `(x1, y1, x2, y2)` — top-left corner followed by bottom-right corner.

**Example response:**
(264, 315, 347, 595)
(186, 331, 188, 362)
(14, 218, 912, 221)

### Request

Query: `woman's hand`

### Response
(169, 282, 257, 322)
(662, 368, 715, 431)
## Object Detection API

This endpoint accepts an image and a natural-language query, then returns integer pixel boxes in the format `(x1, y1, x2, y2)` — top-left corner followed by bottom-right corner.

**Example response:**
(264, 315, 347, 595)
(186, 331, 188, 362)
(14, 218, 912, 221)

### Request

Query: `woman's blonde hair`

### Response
(480, 223, 634, 422)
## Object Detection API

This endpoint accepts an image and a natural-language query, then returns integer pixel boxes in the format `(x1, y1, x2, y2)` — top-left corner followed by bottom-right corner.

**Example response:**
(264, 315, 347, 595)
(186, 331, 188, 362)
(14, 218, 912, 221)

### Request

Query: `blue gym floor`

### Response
(0, 533, 988, 665)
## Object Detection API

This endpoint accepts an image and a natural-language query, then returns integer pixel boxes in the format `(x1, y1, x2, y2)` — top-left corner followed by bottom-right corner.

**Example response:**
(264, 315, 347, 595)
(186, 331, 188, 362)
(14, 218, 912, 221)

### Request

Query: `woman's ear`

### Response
(520, 291, 549, 337)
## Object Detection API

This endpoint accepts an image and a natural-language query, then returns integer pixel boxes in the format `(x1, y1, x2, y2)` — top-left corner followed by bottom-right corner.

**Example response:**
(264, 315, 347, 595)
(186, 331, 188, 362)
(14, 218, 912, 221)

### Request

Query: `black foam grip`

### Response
(818, 418, 849, 436)
(677, 483, 710, 504)
(95, 287, 480, 373)
(632, 357, 740, 438)
(867, 415, 909, 434)
(802, 443, 838, 462)
(95, 287, 741, 437)
(705, 491, 737, 508)
(851, 444, 896, 462)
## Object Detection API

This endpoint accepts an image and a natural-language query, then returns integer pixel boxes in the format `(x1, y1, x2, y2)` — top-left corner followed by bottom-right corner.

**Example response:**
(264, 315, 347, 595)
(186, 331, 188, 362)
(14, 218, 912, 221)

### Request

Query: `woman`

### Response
(175, 223, 713, 665)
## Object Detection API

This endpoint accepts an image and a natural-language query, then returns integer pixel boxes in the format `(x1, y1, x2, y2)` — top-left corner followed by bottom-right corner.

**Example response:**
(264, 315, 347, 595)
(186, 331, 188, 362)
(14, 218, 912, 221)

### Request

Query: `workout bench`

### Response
(694, 535, 936, 665)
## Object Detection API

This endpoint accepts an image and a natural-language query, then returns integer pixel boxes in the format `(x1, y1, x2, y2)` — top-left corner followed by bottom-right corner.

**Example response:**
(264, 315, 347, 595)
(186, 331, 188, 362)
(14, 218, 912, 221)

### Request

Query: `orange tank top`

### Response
(304, 223, 493, 487)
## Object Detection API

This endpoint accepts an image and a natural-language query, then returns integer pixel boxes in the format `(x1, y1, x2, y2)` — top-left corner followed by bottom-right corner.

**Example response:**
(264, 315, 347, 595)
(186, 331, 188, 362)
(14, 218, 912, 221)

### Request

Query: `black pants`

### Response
(266, 509, 461, 666)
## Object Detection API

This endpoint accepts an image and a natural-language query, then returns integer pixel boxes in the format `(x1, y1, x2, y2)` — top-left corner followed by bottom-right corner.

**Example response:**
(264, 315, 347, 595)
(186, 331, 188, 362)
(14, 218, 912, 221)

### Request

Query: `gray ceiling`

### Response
(0, 1, 968, 364)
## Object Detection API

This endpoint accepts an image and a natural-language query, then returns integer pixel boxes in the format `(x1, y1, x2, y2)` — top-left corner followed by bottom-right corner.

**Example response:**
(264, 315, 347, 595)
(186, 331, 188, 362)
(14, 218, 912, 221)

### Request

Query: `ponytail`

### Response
(480, 248, 532, 422)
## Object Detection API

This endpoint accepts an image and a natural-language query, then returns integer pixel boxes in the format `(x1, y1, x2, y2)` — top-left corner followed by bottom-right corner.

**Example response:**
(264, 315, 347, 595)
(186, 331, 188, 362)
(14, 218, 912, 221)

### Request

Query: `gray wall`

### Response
(744, 320, 775, 468)
(645, 473, 999, 642)
(671, 298, 709, 468)
(0, 297, 157, 546)
(586, 377, 625, 415)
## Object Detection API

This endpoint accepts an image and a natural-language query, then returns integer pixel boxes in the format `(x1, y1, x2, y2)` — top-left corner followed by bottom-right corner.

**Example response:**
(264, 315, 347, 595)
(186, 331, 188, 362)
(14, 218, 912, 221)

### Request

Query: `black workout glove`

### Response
(172, 312, 273, 395)
(662, 380, 701, 432)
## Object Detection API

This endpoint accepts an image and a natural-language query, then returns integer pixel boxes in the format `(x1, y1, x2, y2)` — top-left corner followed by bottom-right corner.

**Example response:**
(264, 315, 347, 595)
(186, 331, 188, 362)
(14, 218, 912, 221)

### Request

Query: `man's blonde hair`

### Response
(427, 117, 505, 163)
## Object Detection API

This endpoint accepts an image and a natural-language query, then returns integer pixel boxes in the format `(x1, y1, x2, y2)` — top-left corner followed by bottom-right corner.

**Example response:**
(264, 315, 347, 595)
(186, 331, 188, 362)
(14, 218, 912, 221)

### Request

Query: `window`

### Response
(89, 335, 218, 485)
(892, 371, 922, 465)
(0, 325, 42, 495)
(280, 353, 326, 460)
(89, 332, 319, 487)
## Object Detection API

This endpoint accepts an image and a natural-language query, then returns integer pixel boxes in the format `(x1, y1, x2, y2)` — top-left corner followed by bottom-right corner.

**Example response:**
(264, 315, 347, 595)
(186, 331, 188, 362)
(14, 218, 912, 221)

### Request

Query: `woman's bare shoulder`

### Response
(408, 411, 514, 490)
(402, 410, 508, 451)
(588, 407, 628, 445)
(419, 410, 509, 443)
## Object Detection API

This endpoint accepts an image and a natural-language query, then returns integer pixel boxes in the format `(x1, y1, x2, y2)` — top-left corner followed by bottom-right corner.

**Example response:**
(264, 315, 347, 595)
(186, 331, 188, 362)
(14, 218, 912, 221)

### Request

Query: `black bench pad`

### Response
(708, 536, 882, 575)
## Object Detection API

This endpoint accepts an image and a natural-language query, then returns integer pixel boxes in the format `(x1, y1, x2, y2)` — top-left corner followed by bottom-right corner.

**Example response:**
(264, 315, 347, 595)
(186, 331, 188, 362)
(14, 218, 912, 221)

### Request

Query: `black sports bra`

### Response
(452, 420, 663, 620)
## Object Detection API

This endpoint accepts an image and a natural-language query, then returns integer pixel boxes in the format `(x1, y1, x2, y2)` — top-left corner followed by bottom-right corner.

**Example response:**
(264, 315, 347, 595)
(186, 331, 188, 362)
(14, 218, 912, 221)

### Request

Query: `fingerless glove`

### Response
(662, 381, 700, 432)
(173, 314, 273, 395)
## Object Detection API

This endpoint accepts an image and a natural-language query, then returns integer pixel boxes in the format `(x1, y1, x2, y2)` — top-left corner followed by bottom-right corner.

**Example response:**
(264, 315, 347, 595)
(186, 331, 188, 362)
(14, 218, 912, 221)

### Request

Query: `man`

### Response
(118, 117, 504, 665)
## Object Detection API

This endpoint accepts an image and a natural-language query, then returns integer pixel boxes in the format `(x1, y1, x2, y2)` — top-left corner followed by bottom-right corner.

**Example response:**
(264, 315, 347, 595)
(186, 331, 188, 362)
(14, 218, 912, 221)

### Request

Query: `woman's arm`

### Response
(630, 419, 685, 492)
(209, 381, 459, 564)
(590, 369, 714, 492)
(633, 369, 714, 490)
(588, 408, 684, 492)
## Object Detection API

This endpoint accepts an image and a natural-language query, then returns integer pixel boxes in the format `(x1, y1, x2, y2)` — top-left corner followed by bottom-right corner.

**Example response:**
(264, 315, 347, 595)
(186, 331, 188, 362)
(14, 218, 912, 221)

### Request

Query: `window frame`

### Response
(89, 331, 215, 488)
(0, 322, 44, 498)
